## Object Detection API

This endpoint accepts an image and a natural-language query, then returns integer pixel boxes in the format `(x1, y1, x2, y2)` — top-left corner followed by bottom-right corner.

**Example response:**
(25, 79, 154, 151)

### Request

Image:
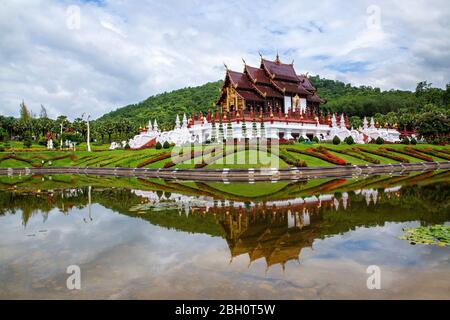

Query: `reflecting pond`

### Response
(0, 171, 449, 299)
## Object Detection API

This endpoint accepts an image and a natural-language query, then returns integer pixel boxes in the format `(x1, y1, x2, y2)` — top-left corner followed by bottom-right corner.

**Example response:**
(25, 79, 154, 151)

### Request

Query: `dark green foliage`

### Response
(376, 137, 384, 144)
(410, 137, 417, 145)
(38, 138, 47, 146)
(0, 145, 4, 152)
(97, 81, 223, 130)
(401, 137, 410, 145)
(163, 141, 170, 149)
(23, 138, 32, 148)
(312, 136, 319, 143)
(345, 136, 354, 145)
(298, 136, 305, 143)
(332, 136, 341, 145)
(155, 142, 162, 149)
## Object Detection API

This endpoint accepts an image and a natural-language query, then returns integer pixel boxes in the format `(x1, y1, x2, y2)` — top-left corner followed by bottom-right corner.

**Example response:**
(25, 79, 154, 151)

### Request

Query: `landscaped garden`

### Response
(0, 141, 449, 169)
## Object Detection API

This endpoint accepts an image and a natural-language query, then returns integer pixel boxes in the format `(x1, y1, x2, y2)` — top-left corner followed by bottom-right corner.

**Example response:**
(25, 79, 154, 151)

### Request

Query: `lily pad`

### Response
(399, 225, 450, 247)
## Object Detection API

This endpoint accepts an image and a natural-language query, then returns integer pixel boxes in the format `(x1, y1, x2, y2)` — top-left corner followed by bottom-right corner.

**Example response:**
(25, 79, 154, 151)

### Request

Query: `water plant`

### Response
(399, 225, 449, 246)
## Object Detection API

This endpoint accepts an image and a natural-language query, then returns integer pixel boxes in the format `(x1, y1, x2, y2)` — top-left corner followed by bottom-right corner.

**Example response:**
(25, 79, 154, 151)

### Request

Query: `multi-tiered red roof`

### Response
(217, 54, 324, 114)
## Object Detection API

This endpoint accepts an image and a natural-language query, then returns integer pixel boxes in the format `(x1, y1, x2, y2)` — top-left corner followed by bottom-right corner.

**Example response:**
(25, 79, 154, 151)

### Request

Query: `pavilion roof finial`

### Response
(223, 62, 229, 70)
(275, 50, 280, 64)
(258, 51, 263, 59)
(242, 58, 246, 65)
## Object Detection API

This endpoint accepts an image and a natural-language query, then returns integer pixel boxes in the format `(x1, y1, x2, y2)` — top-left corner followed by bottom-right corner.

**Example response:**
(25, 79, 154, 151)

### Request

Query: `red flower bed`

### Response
(285, 147, 349, 165)
(387, 147, 433, 162)
(325, 147, 380, 164)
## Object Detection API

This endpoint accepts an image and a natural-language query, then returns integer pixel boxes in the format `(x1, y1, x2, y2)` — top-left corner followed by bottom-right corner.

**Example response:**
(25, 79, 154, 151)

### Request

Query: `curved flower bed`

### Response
(386, 147, 433, 162)
(278, 154, 307, 167)
(137, 152, 172, 168)
(285, 147, 349, 165)
(417, 148, 450, 161)
(0, 154, 39, 167)
(358, 147, 409, 163)
(323, 147, 380, 164)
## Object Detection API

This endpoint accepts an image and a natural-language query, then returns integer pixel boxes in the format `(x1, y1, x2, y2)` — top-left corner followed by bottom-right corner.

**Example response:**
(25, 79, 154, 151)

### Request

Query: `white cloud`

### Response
(0, 0, 449, 119)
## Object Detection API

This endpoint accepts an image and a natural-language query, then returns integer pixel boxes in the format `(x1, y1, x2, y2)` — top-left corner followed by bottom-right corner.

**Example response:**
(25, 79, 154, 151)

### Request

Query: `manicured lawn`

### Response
(0, 142, 448, 169)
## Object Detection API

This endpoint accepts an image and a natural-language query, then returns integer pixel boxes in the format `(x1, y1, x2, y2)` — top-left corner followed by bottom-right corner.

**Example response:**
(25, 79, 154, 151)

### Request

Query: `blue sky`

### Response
(0, 0, 449, 119)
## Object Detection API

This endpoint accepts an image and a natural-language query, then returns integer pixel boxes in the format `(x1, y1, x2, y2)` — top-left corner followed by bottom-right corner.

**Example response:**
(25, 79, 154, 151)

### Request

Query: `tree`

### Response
(376, 137, 384, 144)
(416, 104, 450, 143)
(19, 100, 30, 122)
(349, 116, 362, 128)
(155, 141, 162, 149)
(39, 105, 48, 119)
(332, 136, 340, 145)
(345, 136, 354, 145)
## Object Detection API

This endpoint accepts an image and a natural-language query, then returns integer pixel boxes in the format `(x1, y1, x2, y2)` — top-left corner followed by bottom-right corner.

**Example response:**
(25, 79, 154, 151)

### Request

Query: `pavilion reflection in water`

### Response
(1, 171, 449, 270)
(131, 185, 403, 269)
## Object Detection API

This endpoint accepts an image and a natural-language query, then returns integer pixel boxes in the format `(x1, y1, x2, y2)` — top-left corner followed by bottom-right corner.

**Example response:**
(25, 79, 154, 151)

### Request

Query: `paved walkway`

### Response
(1, 162, 449, 182)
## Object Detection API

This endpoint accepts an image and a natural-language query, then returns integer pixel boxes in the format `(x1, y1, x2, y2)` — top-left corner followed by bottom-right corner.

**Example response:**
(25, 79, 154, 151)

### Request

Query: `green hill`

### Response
(96, 76, 449, 133)
(98, 80, 223, 130)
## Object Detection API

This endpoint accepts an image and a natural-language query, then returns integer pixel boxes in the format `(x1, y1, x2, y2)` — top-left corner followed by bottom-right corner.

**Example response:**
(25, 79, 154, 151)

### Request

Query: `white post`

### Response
(60, 123, 63, 150)
(86, 115, 91, 152)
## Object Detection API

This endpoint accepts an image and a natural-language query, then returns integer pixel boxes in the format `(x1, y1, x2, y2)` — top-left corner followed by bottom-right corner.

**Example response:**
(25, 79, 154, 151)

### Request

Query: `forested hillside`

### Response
(98, 81, 223, 130)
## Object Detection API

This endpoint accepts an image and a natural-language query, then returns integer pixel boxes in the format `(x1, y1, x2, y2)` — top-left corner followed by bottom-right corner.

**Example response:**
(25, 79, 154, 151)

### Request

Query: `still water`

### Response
(0, 171, 449, 299)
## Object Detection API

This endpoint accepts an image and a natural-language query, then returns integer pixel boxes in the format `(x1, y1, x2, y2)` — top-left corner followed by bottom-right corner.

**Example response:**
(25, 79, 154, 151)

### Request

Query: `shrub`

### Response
(332, 136, 341, 145)
(124, 143, 130, 149)
(38, 138, 47, 146)
(298, 136, 305, 143)
(0, 145, 4, 152)
(410, 137, 417, 145)
(345, 136, 354, 145)
(155, 142, 162, 149)
(312, 136, 319, 143)
(376, 137, 384, 145)
(23, 139, 32, 148)
(163, 141, 170, 149)
(401, 137, 410, 145)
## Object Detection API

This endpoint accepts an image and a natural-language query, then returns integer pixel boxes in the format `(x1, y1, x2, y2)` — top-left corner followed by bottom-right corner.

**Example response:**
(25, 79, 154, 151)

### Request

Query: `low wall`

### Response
(1, 162, 449, 182)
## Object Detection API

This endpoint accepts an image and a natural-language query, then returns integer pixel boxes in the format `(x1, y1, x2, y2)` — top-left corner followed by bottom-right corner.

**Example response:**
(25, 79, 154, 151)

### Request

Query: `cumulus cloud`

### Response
(0, 0, 449, 119)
